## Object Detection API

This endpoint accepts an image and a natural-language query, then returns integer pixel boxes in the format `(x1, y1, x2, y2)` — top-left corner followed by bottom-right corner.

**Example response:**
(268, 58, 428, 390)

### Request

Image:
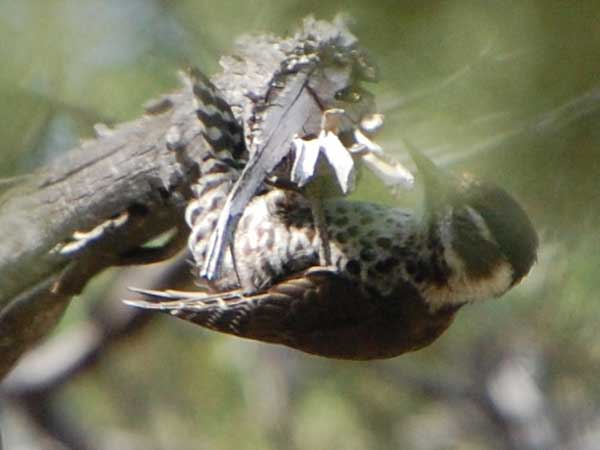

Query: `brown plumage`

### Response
(125, 68, 538, 360)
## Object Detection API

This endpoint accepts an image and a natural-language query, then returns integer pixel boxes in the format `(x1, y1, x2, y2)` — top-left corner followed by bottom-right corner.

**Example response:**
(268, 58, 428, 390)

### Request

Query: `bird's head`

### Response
(406, 141, 538, 308)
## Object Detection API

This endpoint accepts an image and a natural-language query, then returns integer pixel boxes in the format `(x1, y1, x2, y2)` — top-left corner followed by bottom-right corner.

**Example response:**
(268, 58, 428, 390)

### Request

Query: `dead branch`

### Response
(0, 79, 203, 377)
(0, 18, 354, 379)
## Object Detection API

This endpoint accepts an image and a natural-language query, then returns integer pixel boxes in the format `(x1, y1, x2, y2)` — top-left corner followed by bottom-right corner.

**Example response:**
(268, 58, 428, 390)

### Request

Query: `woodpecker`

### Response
(199, 16, 387, 281)
(126, 70, 538, 359)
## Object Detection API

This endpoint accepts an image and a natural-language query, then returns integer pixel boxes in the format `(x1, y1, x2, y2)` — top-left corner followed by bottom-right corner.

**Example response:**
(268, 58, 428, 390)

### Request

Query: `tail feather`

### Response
(124, 286, 258, 335)
(188, 67, 245, 160)
(184, 68, 249, 285)
(122, 298, 182, 311)
(125, 287, 246, 309)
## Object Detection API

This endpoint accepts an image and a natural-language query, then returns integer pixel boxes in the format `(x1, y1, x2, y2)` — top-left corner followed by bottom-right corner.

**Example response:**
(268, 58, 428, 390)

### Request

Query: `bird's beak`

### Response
(402, 139, 452, 211)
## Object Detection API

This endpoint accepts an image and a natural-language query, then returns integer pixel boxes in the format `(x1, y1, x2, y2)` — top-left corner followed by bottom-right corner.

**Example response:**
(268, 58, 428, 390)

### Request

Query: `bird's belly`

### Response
(287, 309, 457, 360)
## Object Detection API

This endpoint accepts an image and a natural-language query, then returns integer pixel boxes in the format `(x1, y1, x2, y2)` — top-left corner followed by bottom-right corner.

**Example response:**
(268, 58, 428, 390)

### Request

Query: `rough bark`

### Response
(0, 16, 355, 378)
(0, 84, 203, 377)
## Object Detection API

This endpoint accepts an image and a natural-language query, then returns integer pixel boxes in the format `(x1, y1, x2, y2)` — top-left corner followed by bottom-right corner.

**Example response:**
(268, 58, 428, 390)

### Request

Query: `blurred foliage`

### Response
(2, 0, 600, 449)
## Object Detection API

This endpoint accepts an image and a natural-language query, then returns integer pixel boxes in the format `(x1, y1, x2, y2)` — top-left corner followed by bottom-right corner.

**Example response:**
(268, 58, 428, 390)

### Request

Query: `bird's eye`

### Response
(335, 87, 361, 103)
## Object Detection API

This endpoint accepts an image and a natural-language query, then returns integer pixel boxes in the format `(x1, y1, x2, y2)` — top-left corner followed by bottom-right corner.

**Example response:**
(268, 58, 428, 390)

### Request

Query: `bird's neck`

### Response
(418, 207, 515, 311)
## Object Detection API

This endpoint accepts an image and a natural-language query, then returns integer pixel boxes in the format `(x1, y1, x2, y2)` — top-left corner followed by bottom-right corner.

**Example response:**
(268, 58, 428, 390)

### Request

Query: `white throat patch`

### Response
(424, 259, 514, 311)
(423, 209, 514, 311)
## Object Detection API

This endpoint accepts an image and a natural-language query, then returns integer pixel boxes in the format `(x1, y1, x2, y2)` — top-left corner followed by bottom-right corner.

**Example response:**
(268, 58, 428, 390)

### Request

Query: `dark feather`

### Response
(127, 268, 458, 360)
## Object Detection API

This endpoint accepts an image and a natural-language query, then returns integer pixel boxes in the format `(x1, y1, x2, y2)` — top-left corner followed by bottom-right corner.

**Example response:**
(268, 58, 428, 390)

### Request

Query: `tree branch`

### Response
(0, 17, 356, 378)
(0, 81, 205, 377)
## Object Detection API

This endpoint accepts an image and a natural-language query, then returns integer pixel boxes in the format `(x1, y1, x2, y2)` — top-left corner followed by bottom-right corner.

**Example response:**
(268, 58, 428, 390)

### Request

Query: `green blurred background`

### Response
(1, 0, 600, 449)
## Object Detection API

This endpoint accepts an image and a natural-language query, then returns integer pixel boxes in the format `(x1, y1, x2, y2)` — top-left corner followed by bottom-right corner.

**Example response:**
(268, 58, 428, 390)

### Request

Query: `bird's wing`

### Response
(126, 267, 371, 340)
(200, 69, 322, 281)
(125, 267, 448, 360)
